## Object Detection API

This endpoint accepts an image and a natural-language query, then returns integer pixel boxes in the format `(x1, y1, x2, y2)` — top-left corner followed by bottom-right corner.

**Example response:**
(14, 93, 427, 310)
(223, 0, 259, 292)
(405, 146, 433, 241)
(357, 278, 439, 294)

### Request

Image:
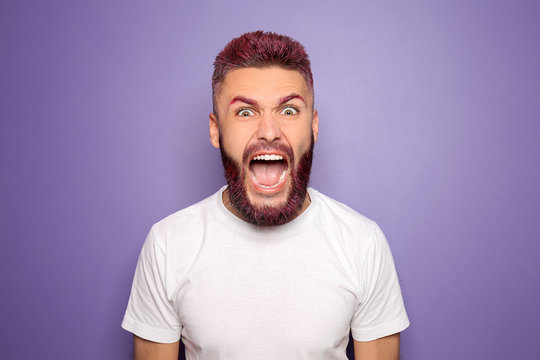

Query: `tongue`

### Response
(250, 161, 284, 186)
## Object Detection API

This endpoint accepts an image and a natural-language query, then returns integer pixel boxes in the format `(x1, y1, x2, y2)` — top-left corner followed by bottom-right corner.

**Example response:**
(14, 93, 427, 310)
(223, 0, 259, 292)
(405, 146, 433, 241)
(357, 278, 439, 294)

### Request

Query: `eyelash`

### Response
(236, 108, 255, 116)
(235, 105, 300, 117)
(281, 105, 299, 115)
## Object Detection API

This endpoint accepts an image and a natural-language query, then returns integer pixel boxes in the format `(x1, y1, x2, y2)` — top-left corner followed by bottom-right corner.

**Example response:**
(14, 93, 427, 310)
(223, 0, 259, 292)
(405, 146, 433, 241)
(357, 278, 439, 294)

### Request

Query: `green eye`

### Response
(281, 106, 298, 115)
(237, 109, 255, 117)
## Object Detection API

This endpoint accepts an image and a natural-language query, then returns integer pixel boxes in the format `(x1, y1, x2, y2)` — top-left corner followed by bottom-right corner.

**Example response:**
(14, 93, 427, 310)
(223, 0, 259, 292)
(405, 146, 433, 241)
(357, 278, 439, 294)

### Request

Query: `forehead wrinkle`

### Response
(230, 96, 259, 106)
(219, 68, 314, 113)
(278, 94, 305, 106)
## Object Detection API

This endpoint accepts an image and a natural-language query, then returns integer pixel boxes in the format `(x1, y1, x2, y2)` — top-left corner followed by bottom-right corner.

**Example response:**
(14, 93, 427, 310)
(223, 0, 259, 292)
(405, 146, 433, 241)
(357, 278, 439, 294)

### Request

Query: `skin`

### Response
(134, 66, 401, 359)
(134, 336, 178, 360)
(353, 333, 401, 360)
(209, 66, 318, 220)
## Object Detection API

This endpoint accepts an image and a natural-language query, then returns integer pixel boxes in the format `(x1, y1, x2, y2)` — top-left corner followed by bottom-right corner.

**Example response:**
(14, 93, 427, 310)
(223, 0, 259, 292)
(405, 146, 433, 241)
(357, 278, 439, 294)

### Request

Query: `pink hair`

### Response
(212, 31, 313, 112)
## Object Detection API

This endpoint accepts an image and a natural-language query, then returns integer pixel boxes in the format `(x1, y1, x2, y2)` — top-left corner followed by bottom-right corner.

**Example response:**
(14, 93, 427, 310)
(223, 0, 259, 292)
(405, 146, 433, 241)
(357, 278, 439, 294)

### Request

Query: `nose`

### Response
(256, 111, 281, 142)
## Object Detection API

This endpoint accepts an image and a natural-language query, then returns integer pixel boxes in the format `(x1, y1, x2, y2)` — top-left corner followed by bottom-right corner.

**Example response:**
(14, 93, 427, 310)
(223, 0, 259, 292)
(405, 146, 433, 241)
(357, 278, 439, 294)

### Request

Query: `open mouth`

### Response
(248, 153, 289, 190)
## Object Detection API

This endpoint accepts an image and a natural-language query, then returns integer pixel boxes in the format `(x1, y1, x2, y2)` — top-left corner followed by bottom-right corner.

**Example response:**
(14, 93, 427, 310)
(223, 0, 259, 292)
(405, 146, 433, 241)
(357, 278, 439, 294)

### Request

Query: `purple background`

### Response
(1, 0, 539, 359)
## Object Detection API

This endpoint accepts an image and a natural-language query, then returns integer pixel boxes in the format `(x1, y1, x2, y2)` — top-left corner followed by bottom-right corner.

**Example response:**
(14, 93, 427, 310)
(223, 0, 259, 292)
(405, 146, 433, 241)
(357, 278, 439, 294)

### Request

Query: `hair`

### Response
(212, 31, 313, 113)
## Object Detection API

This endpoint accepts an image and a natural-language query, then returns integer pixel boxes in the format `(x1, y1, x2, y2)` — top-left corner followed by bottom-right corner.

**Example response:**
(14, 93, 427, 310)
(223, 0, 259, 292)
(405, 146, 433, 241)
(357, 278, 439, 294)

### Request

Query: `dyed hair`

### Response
(212, 31, 313, 113)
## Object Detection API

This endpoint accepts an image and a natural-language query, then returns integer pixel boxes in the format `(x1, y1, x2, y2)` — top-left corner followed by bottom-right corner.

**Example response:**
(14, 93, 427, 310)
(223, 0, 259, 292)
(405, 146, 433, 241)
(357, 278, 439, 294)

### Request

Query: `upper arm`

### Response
(134, 335, 180, 360)
(350, 225, 409, 341)
(122, 228, 182, 343)
(353, 333, 400, 360)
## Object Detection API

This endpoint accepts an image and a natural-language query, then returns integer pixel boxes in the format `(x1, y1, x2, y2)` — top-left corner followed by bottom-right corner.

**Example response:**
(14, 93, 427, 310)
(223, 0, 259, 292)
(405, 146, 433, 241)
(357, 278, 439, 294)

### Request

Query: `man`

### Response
(122, 31, 409, 360)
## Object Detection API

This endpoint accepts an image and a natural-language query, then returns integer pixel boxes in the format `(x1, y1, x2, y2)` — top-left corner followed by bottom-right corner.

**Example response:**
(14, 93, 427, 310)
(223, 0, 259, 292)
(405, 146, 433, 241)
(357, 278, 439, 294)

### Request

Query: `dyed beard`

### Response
(219, 136, 314, 226)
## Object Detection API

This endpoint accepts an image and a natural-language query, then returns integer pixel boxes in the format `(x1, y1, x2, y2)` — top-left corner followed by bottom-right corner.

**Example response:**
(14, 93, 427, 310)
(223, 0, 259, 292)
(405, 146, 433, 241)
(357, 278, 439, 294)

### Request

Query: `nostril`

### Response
(257, 120, 281, 140)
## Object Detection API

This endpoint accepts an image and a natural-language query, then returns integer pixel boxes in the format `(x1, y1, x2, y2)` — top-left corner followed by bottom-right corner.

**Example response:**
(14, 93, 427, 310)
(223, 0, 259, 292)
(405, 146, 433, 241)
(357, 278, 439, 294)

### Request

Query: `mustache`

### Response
(242, 142, 295, 165)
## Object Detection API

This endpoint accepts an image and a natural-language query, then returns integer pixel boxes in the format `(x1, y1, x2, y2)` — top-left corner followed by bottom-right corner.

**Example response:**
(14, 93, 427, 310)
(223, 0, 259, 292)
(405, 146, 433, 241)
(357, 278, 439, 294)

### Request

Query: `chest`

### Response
(173, 234, 358, 358)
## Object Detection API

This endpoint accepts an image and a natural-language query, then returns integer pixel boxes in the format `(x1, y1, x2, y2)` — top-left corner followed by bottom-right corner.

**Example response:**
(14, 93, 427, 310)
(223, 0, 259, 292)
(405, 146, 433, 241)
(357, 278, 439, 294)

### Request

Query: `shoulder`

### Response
(140, 190, 222, 290)
(151, 190, 217, 238)
(147, 189, 221, 257)
(309, 188, 379, 237)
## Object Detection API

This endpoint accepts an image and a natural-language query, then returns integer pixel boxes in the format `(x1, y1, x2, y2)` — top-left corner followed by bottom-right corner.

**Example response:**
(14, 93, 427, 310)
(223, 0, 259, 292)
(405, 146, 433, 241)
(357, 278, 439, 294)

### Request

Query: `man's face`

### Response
(209, 67, 319, 226)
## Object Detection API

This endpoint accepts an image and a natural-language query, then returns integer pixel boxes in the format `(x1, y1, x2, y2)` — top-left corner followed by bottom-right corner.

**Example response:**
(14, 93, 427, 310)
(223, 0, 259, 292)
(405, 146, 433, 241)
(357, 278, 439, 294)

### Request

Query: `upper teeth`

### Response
(253, 154, 283, 161)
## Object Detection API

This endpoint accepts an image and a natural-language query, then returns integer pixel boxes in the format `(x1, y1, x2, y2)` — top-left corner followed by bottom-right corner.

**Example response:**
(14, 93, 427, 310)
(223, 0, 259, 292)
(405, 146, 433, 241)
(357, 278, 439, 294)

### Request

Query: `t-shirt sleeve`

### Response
(121, 226, 182, 343)
(350, 224, 410, 341)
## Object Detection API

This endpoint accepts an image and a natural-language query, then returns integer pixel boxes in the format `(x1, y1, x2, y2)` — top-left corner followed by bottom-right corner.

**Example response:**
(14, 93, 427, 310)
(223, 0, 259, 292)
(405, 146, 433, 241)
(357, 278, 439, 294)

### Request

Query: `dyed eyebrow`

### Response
(229, 94, 305, 107)
(230, 96, 258, 106)
(279, 94, 305, 106)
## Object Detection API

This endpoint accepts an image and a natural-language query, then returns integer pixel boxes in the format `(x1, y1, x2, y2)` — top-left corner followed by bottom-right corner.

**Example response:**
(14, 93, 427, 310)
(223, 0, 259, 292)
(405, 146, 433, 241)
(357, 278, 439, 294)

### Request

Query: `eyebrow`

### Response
(230, 96, 258, 106)
(279, 94, 305, 105)
(229, 94, 306, 107)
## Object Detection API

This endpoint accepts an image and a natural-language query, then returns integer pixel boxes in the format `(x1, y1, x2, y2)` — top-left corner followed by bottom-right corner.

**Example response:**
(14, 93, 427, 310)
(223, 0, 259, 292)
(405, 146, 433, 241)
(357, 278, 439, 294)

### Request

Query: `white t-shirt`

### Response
(122, 187, 409, 359)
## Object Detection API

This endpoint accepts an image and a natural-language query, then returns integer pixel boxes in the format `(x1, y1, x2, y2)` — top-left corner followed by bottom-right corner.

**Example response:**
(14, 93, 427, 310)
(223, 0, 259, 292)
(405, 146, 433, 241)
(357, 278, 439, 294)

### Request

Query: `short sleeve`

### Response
(350, 224, 410, 341)
(121, 227, 182, 343)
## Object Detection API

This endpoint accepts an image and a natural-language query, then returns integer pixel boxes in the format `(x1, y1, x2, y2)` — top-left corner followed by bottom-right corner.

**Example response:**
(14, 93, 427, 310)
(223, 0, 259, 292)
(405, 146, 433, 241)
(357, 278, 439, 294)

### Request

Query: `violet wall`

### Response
(1, 0, 539, 359)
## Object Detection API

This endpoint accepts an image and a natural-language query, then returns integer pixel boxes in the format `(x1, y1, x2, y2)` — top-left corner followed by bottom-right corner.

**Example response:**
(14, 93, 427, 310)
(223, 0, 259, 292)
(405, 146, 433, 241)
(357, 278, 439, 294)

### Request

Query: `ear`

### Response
(209, 113, 220, 148)
(312, 109, 319, 143)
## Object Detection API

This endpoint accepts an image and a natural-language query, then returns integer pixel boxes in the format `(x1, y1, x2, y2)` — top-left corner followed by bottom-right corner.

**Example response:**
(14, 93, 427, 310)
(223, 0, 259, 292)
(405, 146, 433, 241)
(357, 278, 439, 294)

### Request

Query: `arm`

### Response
(134, 335, 180, 360)
(353, 333, 400, 360)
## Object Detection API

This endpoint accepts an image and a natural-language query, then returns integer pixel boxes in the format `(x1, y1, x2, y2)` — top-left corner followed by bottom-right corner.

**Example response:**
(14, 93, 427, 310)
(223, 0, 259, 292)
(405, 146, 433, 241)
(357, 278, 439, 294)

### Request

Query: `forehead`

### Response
(219, 67, 311, 103)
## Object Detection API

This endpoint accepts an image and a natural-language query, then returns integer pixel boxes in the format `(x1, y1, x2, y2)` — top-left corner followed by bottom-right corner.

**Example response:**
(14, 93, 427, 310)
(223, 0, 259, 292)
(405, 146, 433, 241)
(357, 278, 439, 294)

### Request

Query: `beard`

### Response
(219, 136, 314, 226)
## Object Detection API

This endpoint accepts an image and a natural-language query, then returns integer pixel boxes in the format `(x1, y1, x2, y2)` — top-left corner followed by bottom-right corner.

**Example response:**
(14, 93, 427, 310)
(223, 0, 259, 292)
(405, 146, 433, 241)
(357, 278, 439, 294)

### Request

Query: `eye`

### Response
(237, 109, 255, 117)
(281, 106, 298, 115)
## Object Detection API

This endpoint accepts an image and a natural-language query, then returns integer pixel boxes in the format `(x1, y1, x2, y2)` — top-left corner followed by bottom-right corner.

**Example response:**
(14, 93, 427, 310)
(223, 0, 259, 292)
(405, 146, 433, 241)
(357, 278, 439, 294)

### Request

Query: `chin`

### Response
(245, 183, 292, 211)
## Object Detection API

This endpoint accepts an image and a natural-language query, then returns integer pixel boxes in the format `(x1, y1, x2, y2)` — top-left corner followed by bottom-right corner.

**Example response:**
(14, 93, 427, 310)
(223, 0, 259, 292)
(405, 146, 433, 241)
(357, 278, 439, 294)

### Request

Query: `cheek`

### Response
(289, 126, 314, 153)
(282, 115, 313, 136)
(220, 128, 251, 159)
